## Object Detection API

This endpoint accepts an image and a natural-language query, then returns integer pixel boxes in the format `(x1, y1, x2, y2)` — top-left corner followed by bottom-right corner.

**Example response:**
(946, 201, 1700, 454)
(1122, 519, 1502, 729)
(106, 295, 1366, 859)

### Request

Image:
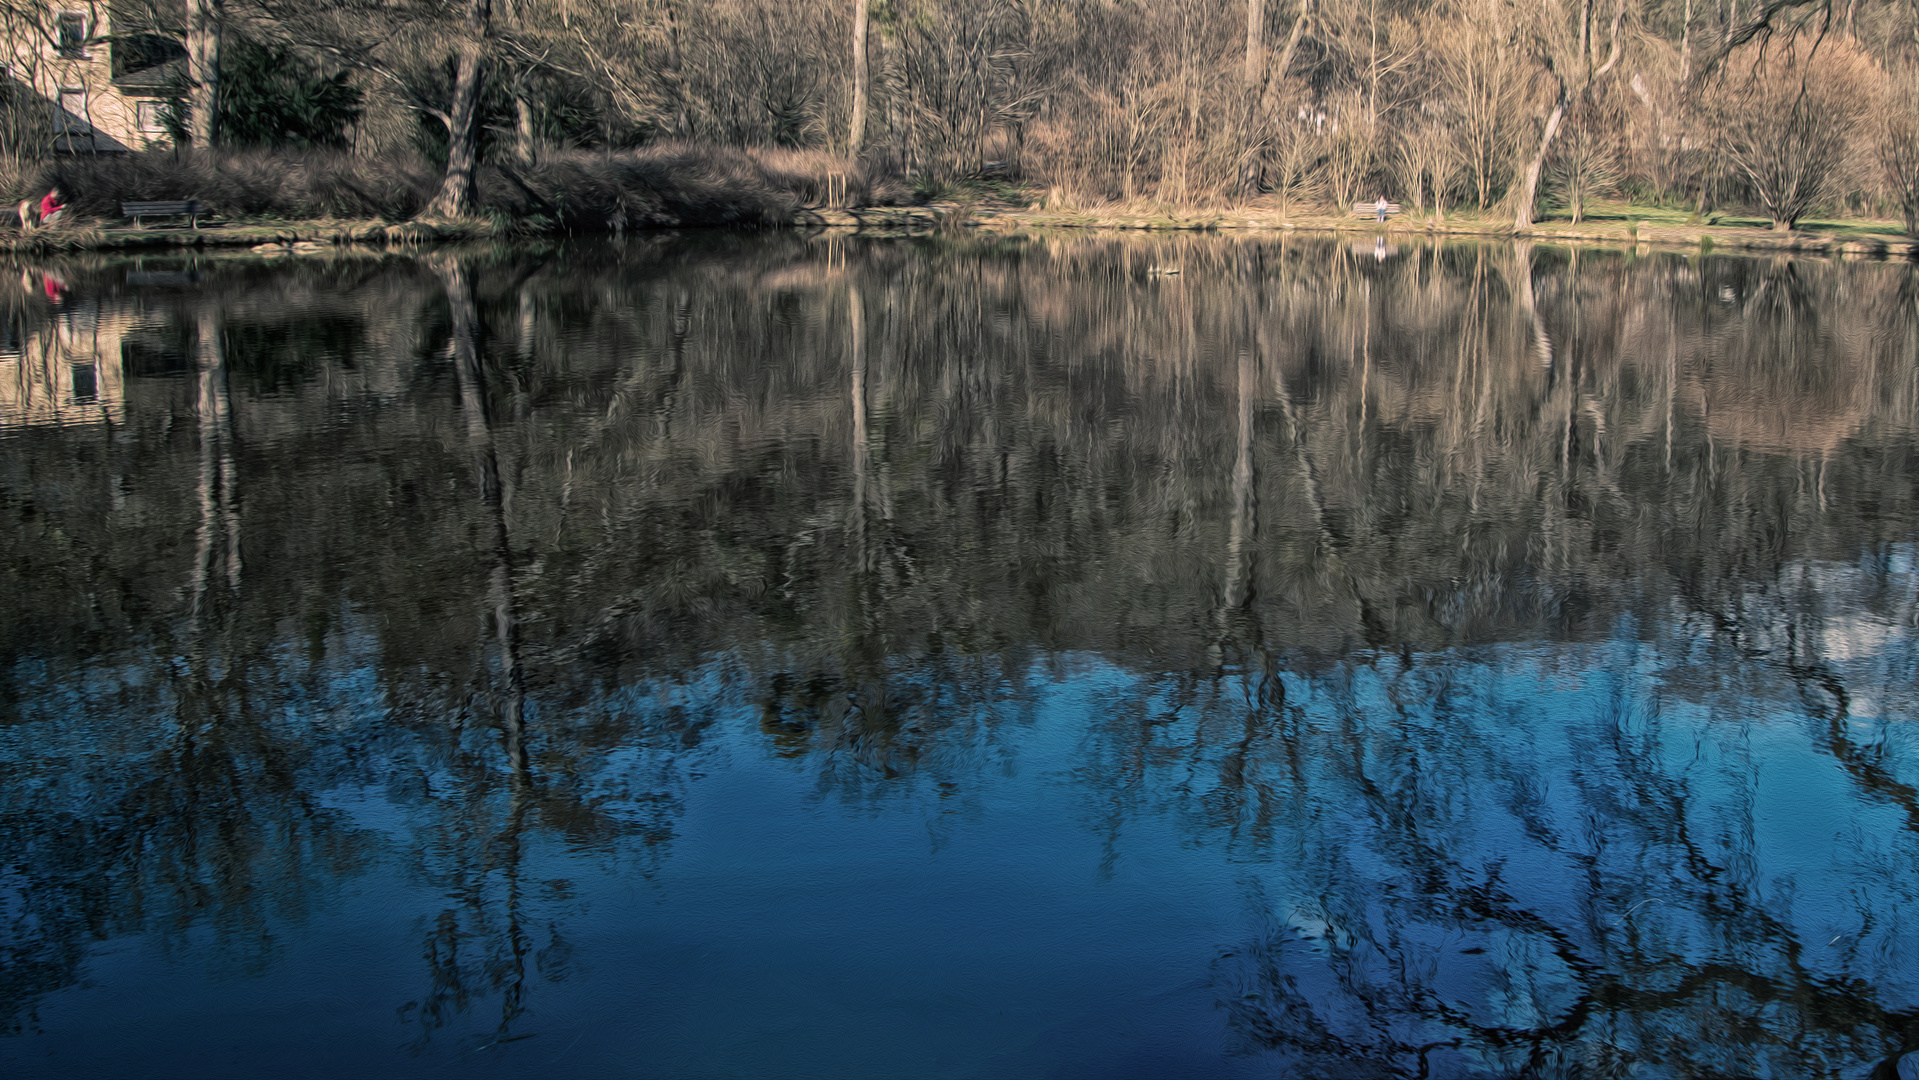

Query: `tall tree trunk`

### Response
(1272, 0, 1311, 86)
(186, 0, 222, 148)
(1681, 0, 1693, 77)
(514, 91, 535, 164)
(422, 0, 493, 219)
(1367, 0, 1380, 123)
(1515, 0, 1621, 231)
(1239, 0, 1264, 195)
(507, 0, 535, 164)
(1245, 0, 1264, 86)
(850, 0, 869, 152)
(1514, 86, 1568, 230)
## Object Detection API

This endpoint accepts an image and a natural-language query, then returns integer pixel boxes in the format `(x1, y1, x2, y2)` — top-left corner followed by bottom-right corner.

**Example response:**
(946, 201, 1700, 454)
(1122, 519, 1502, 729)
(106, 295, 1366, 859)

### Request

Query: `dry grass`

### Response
(482, 144, 906, 229)
(18, 150, 438, 221)
(10, 144, 910, 230)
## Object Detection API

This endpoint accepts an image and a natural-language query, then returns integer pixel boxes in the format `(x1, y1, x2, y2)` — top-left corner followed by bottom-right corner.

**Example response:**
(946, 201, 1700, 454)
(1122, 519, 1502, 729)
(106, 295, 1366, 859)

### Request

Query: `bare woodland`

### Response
(2, 0, 1919, 230)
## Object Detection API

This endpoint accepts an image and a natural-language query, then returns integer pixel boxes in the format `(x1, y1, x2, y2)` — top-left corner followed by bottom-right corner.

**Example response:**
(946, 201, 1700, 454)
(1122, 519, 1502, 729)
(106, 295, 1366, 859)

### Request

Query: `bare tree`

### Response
(1320, 103, 1378, 208)
(1267, 106, 1322, 216)
(1434, 6, 1528, 211)
(1548, 103, 1620, 221)
(1245, 0, 1314, 195)
(418, 0, 492, 217)
(1707, 34, 1879, 229)
(886, 0, 1041, 181)
(1398, 115, 1459, 217)
(1511, 0, 1629, 230)
(1877, 66, 1919, 235)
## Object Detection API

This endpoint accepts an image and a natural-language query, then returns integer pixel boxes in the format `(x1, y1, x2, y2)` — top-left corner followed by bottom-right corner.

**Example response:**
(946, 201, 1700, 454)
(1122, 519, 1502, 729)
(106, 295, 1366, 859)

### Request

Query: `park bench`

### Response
(121, 200, 202, 229)
(1351, 201, 1403, 220)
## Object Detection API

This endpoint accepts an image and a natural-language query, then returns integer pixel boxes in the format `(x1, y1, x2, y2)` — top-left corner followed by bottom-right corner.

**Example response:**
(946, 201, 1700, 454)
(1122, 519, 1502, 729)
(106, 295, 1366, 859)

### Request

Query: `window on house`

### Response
(54, 87, 87, 132)
(136, 99, 168, 133)
(56, 10, 88, 58)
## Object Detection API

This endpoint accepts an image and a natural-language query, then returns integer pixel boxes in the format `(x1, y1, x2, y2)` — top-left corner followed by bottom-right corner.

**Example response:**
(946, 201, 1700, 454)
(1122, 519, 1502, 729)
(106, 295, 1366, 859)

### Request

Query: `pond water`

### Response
(3, 234, 1919, 1079)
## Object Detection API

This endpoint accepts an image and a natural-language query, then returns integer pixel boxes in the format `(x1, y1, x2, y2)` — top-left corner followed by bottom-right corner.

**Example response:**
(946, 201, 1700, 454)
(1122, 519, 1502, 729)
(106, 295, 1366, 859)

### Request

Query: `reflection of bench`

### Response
(121, 200, 202, 229)
(1350, 201, 1402, 219)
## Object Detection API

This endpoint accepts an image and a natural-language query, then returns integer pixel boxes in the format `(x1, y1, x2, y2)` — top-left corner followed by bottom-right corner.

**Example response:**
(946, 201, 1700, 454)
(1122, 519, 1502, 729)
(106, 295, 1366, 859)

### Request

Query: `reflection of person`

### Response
(39, 187, 67, 226)
(42, 272, 66, 304)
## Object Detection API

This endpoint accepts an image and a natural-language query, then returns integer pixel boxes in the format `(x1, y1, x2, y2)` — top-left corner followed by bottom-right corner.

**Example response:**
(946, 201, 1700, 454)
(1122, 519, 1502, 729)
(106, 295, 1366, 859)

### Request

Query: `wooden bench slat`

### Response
(121, 200, 202, 229)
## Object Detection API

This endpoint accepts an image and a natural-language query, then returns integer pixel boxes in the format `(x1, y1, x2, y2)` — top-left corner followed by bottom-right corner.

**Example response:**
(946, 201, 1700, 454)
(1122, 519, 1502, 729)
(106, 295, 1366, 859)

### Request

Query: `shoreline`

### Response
(813, 204, 1919, 259)
(0, 218, 491, 255)
(6, 206, 1916, 260)
(940, 206, 1919, 260)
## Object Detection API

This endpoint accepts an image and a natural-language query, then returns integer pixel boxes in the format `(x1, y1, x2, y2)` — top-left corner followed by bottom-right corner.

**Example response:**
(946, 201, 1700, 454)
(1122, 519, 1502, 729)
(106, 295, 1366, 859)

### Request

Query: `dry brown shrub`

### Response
(1706, 35, 1884, 230)
(1877, 66, 1919, 237)
(31, 144, 877, 228)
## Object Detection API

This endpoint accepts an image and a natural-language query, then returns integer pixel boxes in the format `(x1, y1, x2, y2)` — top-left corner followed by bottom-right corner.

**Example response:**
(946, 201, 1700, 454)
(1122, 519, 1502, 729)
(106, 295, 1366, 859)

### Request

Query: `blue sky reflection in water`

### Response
(2, 235, 1918, 1079)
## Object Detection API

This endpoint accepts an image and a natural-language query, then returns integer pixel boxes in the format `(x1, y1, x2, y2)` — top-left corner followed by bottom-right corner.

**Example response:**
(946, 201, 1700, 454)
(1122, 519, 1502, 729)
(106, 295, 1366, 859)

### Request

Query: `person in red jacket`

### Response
(38, 187, 66, 226)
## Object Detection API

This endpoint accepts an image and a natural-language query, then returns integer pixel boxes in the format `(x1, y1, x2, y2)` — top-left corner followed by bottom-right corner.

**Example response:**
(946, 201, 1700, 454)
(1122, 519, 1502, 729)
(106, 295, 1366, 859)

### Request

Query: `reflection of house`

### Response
(0, 295, 131, 428)
(4, 3, 183, 152)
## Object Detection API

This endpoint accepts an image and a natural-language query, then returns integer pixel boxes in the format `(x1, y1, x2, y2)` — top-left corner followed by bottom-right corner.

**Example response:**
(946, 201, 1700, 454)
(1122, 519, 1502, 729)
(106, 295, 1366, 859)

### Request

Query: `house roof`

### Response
(112, 55, 183, 93)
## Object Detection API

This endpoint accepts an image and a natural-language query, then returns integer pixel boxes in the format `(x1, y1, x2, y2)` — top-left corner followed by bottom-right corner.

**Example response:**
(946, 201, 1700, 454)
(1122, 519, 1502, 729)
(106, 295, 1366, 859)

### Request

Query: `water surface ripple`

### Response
(3, 235, 1918, 1079)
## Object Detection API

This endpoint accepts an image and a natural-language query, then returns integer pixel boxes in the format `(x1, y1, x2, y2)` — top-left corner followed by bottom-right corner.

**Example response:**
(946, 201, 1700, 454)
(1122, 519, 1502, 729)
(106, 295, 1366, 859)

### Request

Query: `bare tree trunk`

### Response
(186, 0, 222, 148)
(1368, 0, 1380, 123)
(1681, 0, 1693, 77)
(506, 0, 536, 164)
(1272, 0, 1311, 86)
(1239, 0, 1265, 195)
(1237, 0, 1312, 200)
(422, 0, 493, 219)
(850, 0, 870, 152)
(1514, 87, 1568, 230)
(1245, 0, 1265, 86)
(1514, 0, 1622, 231)
(514, 92, 535, 164)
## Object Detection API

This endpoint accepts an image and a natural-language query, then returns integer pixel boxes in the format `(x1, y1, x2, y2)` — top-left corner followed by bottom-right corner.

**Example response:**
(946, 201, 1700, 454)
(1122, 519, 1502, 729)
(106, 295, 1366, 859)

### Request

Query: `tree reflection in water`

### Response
(1, 235, 1917, 1076)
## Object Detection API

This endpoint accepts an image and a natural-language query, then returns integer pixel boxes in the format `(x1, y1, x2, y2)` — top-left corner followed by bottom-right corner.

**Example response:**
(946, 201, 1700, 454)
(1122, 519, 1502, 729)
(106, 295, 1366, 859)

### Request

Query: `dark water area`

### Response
(3, 234, 1919, 1079)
